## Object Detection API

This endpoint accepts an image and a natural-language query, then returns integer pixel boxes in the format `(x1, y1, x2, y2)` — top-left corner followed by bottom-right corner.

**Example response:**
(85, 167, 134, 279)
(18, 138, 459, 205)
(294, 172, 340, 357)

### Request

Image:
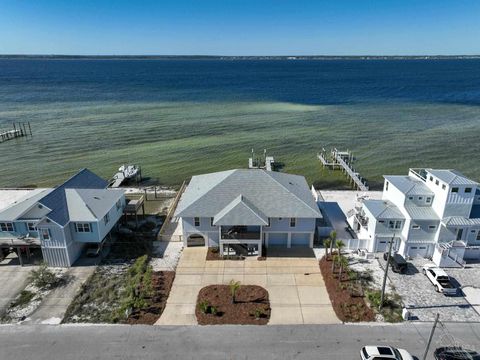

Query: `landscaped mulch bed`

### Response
(196, 285, 270, 325)
(206, 247, 244, 261)
(126, 271, 175, 325)
(319, 256, 375, 323)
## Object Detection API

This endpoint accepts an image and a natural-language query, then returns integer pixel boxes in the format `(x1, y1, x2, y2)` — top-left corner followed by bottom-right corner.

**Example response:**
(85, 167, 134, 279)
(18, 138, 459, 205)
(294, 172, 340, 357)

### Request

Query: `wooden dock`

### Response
(249, 149, 275, 171)
(318, 147, 369, 191)
(0, 122, 32, 143)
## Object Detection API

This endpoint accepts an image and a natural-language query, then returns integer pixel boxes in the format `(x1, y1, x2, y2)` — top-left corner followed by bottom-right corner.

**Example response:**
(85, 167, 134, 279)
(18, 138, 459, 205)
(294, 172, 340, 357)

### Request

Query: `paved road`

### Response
(1, 323, 479, 360)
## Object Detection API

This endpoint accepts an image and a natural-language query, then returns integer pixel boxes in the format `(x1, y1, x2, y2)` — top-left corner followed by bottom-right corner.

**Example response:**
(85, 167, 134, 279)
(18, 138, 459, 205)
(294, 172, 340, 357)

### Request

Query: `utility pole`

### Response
(422, 313, 440, 360)
(380, 233, 395, 310)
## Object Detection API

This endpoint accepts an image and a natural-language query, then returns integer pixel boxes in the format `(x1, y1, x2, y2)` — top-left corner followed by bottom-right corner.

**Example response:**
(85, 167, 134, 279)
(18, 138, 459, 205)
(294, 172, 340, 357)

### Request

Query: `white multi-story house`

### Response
(348, 168, 480, 267)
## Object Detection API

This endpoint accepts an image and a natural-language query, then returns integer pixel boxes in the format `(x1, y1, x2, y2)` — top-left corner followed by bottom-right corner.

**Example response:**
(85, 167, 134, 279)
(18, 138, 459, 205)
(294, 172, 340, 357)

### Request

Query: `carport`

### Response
(0, 237, 42, 266)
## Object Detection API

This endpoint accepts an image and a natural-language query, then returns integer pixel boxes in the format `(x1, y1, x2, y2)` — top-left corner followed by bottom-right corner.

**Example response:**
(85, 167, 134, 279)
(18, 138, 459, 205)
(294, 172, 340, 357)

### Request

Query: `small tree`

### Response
(338, 256, 349, 281)
(229, 280, 241, 304)
(336, 240, 345, 256)
(332, 254, 340, 273)
(328, 230, 337, 257)
(323, 238, 331, 258)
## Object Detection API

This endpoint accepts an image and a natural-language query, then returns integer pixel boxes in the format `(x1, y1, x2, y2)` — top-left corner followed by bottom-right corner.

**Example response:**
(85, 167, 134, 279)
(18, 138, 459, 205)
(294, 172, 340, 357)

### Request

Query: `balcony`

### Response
(220, 226, 261, 240)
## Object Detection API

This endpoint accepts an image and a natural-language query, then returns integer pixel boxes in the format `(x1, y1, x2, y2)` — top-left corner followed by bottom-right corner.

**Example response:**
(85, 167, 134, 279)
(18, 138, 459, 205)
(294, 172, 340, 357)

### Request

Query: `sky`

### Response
(0, 0, 479, 55)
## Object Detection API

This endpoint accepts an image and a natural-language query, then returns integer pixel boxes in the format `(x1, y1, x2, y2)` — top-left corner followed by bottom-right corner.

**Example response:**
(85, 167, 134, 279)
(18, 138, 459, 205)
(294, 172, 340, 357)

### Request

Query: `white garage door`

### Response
(268, 233, 288, 246)
(376, 239, 388, 252)
(291, 233, 310, 247)
(408, 245, 428, 258)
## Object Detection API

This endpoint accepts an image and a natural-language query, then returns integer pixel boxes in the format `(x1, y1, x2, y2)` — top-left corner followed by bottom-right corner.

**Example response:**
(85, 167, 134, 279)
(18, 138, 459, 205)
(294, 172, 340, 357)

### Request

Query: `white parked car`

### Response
(360, 346, 414, 360)
(422, 264, 457, 295)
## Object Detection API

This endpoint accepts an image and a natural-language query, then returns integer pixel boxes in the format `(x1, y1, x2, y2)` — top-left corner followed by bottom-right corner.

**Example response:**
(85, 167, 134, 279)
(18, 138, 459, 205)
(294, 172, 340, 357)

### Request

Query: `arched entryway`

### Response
(187, 234, 205, 247)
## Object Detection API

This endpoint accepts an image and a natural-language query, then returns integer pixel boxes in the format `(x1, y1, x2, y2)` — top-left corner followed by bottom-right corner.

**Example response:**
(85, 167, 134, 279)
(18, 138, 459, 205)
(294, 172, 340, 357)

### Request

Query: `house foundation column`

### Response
(309, 233, 314, 248)
(287, 233, 292, 248)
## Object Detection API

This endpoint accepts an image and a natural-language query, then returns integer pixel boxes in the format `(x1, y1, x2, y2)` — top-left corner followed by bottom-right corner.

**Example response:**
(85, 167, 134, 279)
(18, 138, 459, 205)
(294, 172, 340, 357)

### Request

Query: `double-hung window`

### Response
(27, 222, 37, 231)
(290, 218, 296, 228)
(75, 223, 91, 233)
(194, 217, 200, 227)
(0, 222, 14, 232)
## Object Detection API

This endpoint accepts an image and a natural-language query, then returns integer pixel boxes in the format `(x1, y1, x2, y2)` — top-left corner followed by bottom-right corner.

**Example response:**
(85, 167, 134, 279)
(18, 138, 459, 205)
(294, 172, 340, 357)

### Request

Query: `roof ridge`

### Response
(265, 171, 319, 216)
(69, 189, 97, 219)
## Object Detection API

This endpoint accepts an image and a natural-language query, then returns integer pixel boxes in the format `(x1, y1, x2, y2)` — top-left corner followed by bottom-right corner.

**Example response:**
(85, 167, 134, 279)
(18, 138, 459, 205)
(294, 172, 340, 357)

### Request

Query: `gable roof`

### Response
(39, 169, 110, 226)
(0, 169, 121, 227)
(213, 195, 269, 226)
(0, 189, 53, 221)
(384, 175, 434, 196)
(363, 200, 404, 219)
(426, 169, 478, 186)
(175, 169, 322, 219)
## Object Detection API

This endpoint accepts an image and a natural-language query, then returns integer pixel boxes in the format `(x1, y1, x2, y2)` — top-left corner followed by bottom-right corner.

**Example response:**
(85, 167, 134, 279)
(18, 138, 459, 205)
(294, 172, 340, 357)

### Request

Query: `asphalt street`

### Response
(0, 323, 479, 360)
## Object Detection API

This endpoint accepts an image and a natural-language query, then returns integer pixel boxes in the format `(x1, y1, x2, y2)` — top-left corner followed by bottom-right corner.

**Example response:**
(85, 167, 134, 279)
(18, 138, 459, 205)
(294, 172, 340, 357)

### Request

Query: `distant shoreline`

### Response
(1, 55, 480, 61)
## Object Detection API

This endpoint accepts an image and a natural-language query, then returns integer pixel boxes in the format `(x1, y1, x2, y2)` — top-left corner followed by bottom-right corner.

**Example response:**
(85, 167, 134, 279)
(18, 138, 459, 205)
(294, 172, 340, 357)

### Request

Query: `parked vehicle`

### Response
(422, 264, 457, 295)
(434, 346, 480, 360)
(383, 252, 408, 274)
(360, 346, 414, 360)
(85, 244, 101, 258)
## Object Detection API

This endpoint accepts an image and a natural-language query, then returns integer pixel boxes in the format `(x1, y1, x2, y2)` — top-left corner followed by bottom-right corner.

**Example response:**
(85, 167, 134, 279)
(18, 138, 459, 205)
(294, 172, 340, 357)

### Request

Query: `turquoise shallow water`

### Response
(1, 59, 480, 188)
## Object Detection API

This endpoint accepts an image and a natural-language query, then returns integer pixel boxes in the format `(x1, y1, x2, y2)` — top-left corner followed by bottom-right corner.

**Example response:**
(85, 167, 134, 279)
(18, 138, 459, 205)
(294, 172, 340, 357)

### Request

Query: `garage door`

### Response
(187, 234, 205, 247)
(376, 239, 388, 252)
(464, 247, 480, 260)
(408, 245, 428, 258)
(291, 233, 310, 247)
(268, 233, 288, 246)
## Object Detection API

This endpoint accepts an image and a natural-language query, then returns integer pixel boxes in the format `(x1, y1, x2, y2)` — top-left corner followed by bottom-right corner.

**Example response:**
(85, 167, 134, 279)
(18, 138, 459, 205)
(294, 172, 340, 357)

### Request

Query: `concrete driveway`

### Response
(156, 247, 339, 325)
(0, 260, 33, 314)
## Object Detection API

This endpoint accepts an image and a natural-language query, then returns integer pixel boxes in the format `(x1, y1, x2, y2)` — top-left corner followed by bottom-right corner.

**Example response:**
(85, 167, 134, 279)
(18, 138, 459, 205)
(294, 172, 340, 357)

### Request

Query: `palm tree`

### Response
(229, 280, 241, 304)
(331, 254, 339, 273)
(336, 240, 345, 256)
(323, 238, 331, 258)
(328, 230, 337, 257)
(338, 256, 349, 281)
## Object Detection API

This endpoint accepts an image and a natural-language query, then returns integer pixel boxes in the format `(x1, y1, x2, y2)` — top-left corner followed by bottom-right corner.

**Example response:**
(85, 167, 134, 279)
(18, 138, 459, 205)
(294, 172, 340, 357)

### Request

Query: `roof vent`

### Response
(94, 196, 101, 200)
(38, 204, 43, 209)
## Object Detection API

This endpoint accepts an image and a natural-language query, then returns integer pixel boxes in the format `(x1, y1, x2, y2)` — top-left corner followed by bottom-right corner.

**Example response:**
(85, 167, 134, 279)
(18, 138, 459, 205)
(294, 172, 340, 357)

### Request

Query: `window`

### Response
(477, 231, 480, 241)
(103, 213, 110, 225)
(116, 199, 122, 210)
(27, 222, 37, 231)
(426, 197, 432, 203)
(290, 218, 296, 228)
(412, 225, 420, 230)
(429, 176, 433, 182)
(395, 221, 401, 229)
(0, 222, 14, 232)
(418, 197, 423, 200)
(75, 223, 91, 233)
(41, 229, 50, 241)
(194, 217, 200, 227)
(429, 225, 437, 230)
(452, 187, 459, 193)
(442, 184, 446, 190)
(388, 221, 402, 230)
(379, 220, 385, 224)
(385, 181, 389, 191)
(210, 217, 214, 227)
(278, 218, 283, 221)
(465, 188, 472, 193)
(408, 196, 413, 200)
(435, 180, 439, 186)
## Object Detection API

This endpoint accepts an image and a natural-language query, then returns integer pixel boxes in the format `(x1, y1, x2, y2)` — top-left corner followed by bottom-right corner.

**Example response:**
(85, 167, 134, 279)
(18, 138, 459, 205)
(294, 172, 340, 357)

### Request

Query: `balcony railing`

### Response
(221, 231, 261, 240)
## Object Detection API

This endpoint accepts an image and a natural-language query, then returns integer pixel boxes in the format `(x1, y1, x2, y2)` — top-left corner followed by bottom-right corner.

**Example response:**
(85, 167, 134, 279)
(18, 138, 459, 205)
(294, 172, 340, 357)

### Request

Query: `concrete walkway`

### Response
(156, 247, 339, 325)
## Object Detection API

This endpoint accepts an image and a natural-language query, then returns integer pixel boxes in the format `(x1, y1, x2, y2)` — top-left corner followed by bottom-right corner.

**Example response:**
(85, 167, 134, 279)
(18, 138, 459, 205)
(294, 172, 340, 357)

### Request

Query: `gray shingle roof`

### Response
(176, 169, 322, 219)
(67, 188, 124, 222)
(427, 169, 478, 186)
(213, 195, 268, 226)
(442, 216, 480, 226)
(363, 200, 404, 219)
(384, 175, 434, 196)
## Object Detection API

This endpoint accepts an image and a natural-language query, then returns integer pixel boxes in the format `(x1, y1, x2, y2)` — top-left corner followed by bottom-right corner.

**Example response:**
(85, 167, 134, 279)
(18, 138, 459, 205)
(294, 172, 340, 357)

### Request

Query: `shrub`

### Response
(199, 300, 209, 314)
(252, 308, 264, 319)
(11, 290, 35, 308)
(28, 263, 60, 289)
(366, 290, 382, 309)
(211, 247, 219, 254)
(209, 305, 218, 315)
(229, 280, 241, 304)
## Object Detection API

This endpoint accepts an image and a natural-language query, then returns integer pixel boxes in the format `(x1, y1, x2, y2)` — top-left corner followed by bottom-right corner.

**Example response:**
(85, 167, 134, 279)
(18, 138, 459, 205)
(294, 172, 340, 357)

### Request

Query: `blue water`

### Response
(1, 59, 480, 187)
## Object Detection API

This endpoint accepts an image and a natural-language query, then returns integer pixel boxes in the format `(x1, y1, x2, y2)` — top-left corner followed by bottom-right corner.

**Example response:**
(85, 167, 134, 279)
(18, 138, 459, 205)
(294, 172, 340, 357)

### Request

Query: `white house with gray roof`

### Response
(0, 169, 125, 267)
(174, 169, 322, 256)
(349, 168, 480, 267)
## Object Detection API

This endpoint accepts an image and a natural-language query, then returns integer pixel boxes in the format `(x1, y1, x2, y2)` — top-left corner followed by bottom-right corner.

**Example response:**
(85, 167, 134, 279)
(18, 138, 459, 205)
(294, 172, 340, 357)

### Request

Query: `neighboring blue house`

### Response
(0, 169, 125, 267)
(174, 169, 322, 256)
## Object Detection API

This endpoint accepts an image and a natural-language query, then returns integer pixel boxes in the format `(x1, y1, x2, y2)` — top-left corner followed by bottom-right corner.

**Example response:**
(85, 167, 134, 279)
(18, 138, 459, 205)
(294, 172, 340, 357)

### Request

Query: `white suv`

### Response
(360, 346, 414, 360)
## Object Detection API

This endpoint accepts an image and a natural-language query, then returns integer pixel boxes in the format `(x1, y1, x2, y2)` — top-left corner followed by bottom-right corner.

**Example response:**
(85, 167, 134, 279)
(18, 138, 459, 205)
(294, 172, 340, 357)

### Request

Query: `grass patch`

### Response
(28, 263, 62, 290)
(366, 290, 404, 323)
